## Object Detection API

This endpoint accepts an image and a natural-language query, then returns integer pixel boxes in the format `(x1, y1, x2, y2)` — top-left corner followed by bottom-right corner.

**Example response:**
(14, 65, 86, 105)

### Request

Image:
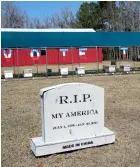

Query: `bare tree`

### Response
(43, 15, 52, 28)
(61, 8, 76, 28)
(50, 8, 76, 28)
(115, 1, 140, 32)
(23, 14, 32, 28)
(51, 13, 64, 28)
(115, 2, 140, 59)
(32, 18, 43, 28)
(1, 2, 27, 28)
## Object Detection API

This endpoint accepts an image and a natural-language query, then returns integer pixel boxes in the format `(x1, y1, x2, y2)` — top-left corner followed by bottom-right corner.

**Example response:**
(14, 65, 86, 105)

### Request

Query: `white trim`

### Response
(1, 28, 96, 32)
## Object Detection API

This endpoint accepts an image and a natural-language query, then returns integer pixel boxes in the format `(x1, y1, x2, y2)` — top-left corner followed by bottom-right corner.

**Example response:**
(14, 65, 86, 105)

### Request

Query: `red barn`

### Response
(1, 29, 103, 67)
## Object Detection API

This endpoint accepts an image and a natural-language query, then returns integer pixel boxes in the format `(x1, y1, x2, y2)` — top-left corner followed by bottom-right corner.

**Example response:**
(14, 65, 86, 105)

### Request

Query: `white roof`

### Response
(1, 28, 96, 32)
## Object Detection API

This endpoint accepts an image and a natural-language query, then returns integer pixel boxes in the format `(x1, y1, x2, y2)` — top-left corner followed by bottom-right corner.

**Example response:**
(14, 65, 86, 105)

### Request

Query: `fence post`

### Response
(113, 47, 115, 60)
(45, 47, 48, 77)
(58, 48, 60, 76)
(13, 48, 16, 76)
(118, 46, 121, 70)
(78, 48, 80, 67)
(71, 47, 74, 77)
(133, 46, 135, 70)
(17, 48, 19, 79)
(37, 57, 38, 74)
(96, 47, 99, 73)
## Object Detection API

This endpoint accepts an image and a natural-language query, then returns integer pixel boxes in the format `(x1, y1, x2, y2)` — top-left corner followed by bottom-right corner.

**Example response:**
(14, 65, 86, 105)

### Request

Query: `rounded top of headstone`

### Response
(40, 83, 103, 96)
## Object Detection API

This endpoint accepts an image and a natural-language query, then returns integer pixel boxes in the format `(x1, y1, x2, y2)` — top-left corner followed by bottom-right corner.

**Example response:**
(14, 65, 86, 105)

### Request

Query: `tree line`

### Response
(2, 1, 140, 32)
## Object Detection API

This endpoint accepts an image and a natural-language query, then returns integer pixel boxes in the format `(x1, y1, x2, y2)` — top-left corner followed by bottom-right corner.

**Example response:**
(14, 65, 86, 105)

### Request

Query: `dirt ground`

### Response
(2, 60, 140, 74)
(1, 74, 140, 167)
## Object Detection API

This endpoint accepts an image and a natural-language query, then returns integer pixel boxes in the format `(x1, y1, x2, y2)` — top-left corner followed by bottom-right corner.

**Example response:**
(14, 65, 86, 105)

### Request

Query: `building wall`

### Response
(1, 48, 102, 67)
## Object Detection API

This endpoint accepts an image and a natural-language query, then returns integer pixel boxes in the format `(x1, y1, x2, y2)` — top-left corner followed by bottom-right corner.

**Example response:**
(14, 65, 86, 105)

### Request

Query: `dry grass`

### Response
(1, 74, 140, 167)
(1, 60, 140, 74)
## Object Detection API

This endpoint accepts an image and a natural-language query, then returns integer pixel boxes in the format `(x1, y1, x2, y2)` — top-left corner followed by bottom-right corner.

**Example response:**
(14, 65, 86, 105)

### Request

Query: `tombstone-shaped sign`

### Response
(30, 83, 115, 157)
(120, 65, 130, 72)
(23, 69, 33, 78)
(60, 68, 68, 76)
(4, 70, 13, 79)
(75, 67, 85, 75)
(103, 65, 116, 73)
